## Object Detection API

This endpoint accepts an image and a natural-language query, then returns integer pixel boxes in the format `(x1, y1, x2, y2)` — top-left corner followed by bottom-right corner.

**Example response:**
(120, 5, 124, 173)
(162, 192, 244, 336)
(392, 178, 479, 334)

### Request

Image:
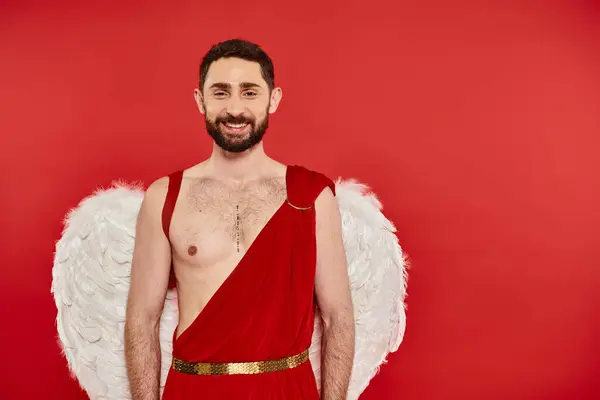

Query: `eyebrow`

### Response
(208, 82, 262, 90)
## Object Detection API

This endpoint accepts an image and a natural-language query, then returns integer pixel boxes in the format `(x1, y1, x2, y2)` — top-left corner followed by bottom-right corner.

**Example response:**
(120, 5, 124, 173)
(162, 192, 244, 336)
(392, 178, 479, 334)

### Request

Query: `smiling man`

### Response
(124, 39, 355, 399)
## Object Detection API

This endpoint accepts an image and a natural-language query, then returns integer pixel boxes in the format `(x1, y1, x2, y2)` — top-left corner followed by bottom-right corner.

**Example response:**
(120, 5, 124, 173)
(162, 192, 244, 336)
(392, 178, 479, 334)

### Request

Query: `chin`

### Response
(221, 131, 250, 140)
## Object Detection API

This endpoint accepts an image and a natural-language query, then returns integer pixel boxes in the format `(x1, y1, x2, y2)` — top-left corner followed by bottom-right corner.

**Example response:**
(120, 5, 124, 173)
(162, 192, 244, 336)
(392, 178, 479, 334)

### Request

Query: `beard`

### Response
(205, 110, 269, 153)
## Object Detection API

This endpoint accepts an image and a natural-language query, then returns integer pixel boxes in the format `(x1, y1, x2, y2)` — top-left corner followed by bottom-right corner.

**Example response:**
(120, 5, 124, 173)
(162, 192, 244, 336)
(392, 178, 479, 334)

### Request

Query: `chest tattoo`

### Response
(236, 204, 240, 253)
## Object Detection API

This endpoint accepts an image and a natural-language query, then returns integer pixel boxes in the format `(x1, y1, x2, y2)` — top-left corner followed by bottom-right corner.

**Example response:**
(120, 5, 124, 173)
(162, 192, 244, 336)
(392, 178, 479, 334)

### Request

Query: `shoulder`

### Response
(140, 168, 181, 217)
(287, 164, 337, 211)
(290, 165, 336, 196)
(144, 175, 170, 204)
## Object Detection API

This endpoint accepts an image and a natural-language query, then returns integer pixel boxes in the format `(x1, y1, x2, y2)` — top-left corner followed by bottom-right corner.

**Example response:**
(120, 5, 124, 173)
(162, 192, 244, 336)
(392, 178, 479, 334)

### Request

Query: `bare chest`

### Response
(170, 177, 287, 266)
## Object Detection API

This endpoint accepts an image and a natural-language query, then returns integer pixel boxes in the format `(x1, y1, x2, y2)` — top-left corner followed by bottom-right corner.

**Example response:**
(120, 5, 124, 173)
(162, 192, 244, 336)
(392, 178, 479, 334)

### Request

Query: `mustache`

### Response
(215, 115, 255, 125)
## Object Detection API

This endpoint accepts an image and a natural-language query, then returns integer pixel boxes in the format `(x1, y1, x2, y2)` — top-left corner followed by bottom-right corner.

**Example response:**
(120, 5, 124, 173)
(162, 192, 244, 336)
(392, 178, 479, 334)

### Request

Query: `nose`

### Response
(226, 95, 245, 116)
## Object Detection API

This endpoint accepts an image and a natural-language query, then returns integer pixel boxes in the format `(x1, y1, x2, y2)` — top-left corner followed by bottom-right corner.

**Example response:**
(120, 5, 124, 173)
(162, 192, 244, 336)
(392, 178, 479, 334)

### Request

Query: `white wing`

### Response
(52, 178, 407, 400)
(51, 182, 178, 400)
(309, 179, 408, 400)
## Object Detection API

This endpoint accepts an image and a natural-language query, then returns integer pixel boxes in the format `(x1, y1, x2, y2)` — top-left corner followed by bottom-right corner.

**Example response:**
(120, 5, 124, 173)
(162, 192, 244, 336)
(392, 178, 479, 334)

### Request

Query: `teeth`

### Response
(225, 123, 247, 128)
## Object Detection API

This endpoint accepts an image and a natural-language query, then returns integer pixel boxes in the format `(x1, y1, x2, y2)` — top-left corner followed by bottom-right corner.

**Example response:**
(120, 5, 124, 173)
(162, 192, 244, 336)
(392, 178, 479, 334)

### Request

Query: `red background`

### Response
(1, 1, 599, 399)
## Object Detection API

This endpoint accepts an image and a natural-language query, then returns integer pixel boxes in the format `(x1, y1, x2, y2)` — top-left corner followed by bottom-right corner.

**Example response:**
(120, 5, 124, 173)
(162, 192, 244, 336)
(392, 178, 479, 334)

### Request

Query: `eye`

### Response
(213, 91, 228, 98)
(243, 90, 257, 98)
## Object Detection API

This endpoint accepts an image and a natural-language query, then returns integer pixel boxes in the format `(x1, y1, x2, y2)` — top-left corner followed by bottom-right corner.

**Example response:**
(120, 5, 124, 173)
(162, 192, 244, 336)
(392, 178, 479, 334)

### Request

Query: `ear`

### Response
(194, 88, 205, 115)
(268, 87, 283, 114)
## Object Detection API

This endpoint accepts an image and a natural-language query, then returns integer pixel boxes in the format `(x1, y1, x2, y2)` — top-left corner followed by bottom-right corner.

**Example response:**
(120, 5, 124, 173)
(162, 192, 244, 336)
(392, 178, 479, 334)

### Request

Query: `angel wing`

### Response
(52, 178, 407, 400)
(51, 182, 179, 399)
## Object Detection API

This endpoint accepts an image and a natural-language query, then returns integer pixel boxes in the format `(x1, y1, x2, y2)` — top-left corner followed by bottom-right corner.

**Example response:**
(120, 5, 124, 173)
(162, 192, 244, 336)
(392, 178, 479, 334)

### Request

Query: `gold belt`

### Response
(171, 349, 309, 375)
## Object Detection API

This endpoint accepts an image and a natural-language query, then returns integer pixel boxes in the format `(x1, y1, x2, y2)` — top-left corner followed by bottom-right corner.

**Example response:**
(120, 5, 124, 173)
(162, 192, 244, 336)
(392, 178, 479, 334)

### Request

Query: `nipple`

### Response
(187, 245, 198, 256)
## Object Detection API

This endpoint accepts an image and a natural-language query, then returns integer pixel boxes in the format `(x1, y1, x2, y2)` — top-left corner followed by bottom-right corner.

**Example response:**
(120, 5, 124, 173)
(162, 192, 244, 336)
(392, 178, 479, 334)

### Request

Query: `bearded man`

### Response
(124, 38, 355, 400)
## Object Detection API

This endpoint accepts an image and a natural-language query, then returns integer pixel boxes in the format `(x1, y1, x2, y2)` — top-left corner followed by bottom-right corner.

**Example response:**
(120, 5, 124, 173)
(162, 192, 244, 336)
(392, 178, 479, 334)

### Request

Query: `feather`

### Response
(51, 178, 407, 399)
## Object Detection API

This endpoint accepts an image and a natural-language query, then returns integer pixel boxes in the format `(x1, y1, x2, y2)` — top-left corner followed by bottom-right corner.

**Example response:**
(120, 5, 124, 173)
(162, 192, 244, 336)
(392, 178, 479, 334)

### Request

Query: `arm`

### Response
(314, 187, 355, 400)
(125, 178, 172, 400)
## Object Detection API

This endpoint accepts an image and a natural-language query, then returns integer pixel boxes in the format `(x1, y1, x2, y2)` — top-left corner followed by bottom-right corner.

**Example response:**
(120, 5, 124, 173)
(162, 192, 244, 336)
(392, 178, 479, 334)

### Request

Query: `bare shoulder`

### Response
(315, 184, 336, 204)
(315, 185, 340, 234)
(305, 168, 338, 234)
(138, 176, 169, 219)
(146, 175, 170, 197)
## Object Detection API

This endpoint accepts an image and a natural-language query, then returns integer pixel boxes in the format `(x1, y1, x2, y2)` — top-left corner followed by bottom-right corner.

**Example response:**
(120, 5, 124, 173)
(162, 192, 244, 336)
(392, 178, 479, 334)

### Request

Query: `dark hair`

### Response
(199, 38, 275, 92)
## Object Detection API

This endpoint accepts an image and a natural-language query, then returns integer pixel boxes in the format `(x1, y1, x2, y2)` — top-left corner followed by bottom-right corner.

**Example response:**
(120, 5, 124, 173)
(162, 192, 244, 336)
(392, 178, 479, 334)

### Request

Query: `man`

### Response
(124, 39, 355, 399)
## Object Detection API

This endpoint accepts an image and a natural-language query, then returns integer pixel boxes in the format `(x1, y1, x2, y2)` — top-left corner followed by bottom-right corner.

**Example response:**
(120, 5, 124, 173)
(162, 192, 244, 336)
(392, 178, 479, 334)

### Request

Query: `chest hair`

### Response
(181, 176, 287, 249)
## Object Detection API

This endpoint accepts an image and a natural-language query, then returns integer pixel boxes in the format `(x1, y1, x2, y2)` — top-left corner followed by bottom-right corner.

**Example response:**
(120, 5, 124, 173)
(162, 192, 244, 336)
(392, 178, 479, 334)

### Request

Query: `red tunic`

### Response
(161, 164, 335, 399)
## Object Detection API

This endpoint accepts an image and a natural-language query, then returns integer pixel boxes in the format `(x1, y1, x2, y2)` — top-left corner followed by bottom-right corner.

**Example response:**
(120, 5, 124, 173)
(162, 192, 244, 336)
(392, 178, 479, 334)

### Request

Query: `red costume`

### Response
(161, 165, 335, 399)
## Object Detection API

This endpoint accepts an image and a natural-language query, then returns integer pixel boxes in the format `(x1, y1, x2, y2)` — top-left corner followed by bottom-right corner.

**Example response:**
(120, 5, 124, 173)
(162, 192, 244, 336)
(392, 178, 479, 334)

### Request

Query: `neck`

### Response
(207, 142, 270, 181)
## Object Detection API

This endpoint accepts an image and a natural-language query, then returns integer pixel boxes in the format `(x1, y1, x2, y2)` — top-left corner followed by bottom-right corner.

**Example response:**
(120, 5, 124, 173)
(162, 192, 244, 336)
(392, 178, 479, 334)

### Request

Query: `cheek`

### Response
(250, 105, 268, 119)
(205, 105, 225, 119)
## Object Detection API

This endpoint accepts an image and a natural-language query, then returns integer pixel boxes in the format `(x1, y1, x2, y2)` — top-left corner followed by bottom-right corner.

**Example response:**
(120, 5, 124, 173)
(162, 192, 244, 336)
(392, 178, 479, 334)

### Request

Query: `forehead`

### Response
(204, 58, 266, 89)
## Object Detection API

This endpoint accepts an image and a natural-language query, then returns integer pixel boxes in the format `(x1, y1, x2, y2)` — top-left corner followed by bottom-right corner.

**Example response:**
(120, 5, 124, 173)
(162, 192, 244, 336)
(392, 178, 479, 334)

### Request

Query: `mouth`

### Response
(220, 122, 250, 134)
